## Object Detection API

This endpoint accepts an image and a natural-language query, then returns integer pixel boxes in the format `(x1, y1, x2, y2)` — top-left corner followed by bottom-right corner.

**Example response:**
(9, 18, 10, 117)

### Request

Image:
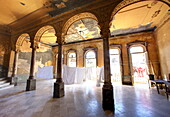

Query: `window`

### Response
(85, 50, 96, 67)
(67, 52, 76, 67)
(130, 46, 144, 53)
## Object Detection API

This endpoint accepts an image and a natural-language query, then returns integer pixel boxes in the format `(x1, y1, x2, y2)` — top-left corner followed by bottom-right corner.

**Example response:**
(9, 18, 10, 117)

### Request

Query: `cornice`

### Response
(0, 25, 11, 36)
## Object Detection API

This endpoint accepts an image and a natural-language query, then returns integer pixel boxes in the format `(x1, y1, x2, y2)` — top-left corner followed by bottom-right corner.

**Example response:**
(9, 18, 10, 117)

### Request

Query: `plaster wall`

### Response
(155, 19, 170, 80)
(0, 33, 11, 77)
(17, 41, 53, 82)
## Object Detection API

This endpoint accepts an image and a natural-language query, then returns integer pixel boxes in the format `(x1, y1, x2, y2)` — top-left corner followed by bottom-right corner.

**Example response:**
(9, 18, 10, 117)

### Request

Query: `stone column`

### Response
(26, 42, 37, 91)
(53, 52, 57, 79)
(53, 42, 64, 98)
(100, 22, 114, 110)
(11, 50, 19, 86)
(63, 51, 67, 65)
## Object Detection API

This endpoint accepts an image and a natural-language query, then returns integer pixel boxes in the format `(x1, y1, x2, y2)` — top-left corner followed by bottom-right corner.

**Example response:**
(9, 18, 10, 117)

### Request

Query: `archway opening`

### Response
(110, 48, 122, 83)
(34, 26, 57, 79)
(85, 50, 96, 68)
(130, 45, 149, 84)
(67, 51, 77, 67)
(16, 34, 31, 83)
(110, 0, 169, 85)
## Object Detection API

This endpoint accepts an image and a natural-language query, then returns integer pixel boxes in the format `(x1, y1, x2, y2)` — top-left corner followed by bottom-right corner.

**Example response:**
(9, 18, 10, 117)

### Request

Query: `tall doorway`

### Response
(110, 48, 122, 82)
(130, 45, 149, 84)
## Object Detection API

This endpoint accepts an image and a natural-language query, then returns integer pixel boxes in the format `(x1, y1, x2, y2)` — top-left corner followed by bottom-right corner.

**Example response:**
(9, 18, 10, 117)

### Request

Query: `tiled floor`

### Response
(0, 79, 170, 117)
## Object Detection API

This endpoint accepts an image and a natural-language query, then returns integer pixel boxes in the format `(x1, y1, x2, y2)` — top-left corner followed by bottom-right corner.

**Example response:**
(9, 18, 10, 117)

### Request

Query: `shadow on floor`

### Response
(0, 90, 26, 98)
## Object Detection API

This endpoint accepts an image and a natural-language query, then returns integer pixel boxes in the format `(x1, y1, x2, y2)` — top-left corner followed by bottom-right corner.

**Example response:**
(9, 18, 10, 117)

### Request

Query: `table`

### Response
(149, 80, 165, 94)
(164, 81, 170, 99)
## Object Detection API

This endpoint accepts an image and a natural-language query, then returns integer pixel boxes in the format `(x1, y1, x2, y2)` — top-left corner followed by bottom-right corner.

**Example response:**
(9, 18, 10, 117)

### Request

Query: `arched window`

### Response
(67, 52, 76, 67)
(130, 46, 144, 53)
(85, 50, 96, 67)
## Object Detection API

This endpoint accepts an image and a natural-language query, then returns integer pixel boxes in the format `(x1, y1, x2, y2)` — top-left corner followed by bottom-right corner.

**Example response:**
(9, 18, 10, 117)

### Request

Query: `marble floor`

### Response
(0, 79, 170, 117)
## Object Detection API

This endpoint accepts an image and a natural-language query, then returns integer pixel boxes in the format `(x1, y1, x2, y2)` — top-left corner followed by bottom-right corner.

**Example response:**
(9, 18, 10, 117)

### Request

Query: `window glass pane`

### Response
(110, 49, 119, 54)
(86, 51, 95, 58)
(130, 46, 144, 53)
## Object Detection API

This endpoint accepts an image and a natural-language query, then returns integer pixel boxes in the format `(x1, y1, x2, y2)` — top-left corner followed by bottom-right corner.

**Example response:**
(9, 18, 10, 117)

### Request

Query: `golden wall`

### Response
(155, 19, 170, 80)
(53, 31, 160, 84)
(0, 33, 11, 77)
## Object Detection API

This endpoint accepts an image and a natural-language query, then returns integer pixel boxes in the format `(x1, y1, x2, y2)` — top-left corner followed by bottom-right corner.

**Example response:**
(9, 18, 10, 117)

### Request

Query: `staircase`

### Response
(0, 77, 13, 90)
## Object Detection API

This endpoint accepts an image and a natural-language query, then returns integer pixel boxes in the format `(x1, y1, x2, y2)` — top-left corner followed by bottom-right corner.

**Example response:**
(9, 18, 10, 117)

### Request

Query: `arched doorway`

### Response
(34, 25, 57, 79)
(110, 48, 122, 82)
(15, 33, 31, 83)
(67, 51, 77, 67)
(129, 45, 149, 84)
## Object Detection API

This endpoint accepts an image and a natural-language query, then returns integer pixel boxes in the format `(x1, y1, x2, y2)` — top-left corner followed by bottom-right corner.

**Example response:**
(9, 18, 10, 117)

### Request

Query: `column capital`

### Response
(30, 41, 39, 50)
(52, 51, 58, 56)
(99, 21, 111, 39)
(55, 32, 65, 45)
(92, 5, 112, 39)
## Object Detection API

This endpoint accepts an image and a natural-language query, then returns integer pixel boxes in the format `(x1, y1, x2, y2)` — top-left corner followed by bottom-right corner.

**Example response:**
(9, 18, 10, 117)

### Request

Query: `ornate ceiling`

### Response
(38, 1, 169, 44)
(110, 1, 169, 35)
(65, 19, 100, 43)
(0, 0, 100, 25)
(0, 0, 169, 45)
(40, 28, 57, 46)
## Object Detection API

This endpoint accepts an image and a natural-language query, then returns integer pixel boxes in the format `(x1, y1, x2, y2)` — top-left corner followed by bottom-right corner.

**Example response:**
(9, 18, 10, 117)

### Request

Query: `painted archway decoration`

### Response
(16, 33, 30, 51)
(62, 12, 98, 36)
(34, 25, 56, 42)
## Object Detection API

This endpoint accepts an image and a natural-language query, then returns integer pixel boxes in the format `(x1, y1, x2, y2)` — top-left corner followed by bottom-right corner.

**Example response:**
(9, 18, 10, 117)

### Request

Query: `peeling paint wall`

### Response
(155, 19, 170, 80)
(17, 44, 53, 82)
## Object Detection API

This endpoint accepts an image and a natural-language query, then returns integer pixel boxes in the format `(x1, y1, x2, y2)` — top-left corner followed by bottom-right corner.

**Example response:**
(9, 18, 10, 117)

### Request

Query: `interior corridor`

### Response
(0, 79, 170, 117)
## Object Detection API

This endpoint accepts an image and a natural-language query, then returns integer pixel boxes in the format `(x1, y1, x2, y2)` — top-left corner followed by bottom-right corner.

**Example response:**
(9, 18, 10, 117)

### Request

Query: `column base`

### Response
(53, 82, 64, 98)
(122, 75, 133, 85)
(26, 79, 36, 91)
(11, 77, 18, 86)
(102, 84, 114, 111)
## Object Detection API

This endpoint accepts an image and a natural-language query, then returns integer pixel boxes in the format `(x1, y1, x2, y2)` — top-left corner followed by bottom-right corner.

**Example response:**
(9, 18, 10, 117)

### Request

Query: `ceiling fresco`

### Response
(64, 18, 100, 43)
(110, 1, 169, 36)
(49, 0, 94, 17)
